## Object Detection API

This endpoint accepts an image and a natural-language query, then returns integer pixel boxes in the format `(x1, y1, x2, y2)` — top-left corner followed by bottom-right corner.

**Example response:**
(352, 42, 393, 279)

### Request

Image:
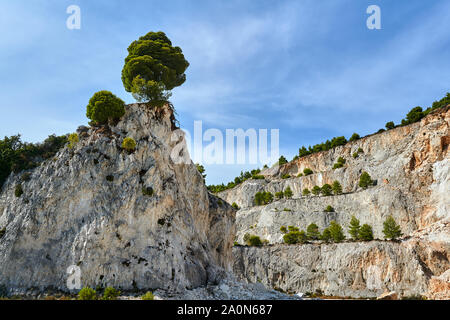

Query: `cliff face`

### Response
(0, 104, 236, 294)
(219, 106, 449, 242)
(222, 106, 450, 299)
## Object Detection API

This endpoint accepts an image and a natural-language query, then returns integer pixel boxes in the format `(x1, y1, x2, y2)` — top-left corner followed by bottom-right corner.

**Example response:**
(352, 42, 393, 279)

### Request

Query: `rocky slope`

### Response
(0, 103, 238, 295)
(222, 106, 450, 299)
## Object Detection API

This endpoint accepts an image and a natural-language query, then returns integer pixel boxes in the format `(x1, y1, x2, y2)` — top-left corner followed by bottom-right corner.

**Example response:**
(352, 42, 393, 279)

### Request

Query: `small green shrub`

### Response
(122, 137, 136, 152)
(357, 148, 363, 153)
(15, 184, 23, 197)
(352, 152, 359, 159)
(283, 208, 291, 212)
(283, 230, 307, 244)
(284, 186, 293, 198)
(254, 191, 273, 205)
(359, 171, 373, 189)
(280, 226, 287, 234)
(332, 181, 342, 195)
(0, 227, 6, 239)
(324, 205, 334, 212)
(321, 228, 332, 242)
(383, 216, 402, 240)
(78, 287, 97, 300)
(385, 121, 395, 130)
(302, 188, 310, 196)
(246, 235, 263, 247)
(275, 191, 284, 199)
(231, 202, 240, 210)
(333, 157, 346, 169)
(329, 221, 345, 242)
(306, 223, 320, 240)
(359, 224, 374, 241)
(349, 133, 360, 142)
(278, 156, 288, 166)
(141, 291, 154, 300)
(348, 216, 361, 240)
(68, 133, 79, 149)
(281, 173, 291, 179)
(252, 174, 265, 180)
(142, 186, 154, 196)
(297, 173, 303, 177)
(321, 184, 332, 196)
(102, 287, 121, 300)
(86, 90, 126, 125)
(312, 186, 321, 195)
(303, 168, 313, 176)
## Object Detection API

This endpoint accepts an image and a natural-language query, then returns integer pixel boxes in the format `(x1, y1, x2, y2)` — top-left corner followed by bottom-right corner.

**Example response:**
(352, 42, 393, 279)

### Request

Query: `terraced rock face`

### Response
(0, 103, 235, 295)
(222, 106, 450, 299)
(219, 106, 449, 243)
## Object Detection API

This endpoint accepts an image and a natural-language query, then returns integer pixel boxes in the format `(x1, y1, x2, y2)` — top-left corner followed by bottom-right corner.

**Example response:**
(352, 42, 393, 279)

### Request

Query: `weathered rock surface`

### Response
(0, 103, 236, 295)
(219, 107, 449, 243)
(233, 221, 449, 299)
(224, 106, 449, 299)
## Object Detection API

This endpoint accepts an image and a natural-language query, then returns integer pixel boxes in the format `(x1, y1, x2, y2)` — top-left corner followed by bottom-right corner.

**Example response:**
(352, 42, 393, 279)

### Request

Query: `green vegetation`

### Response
(102, 287, 121, 300)
(122, 137, 137, 152)
(324, 205, 334, 212)
(349, 133, 360, 142)
(297, 173, 303, 177)
(0, 227, 5, 239)
(0, 134, 68, 188)
(303, 168, 313, 176)
(142, 186, 154, 196)
(321, 228, 332, 242)
(283, 226, 307, 244)
(359, 171, 373, 189)
(298, 136, 348, 158)
(278, 155, 288, 166)
(275, 191, 284, 200)
(15, 184, 23, 197)
(254, 191, 273, 206)
(284, 186, 293, 198)
(280, 226, 287, 234)
(383, 216, 402, 240)
(332, 181, 342, 195)
(244, 234, 263, 246)
(121, 31, 189, 105)
(78, 287, 97, 300)
(302, 188, 310, 196)
(141, 291, 154, 300)
(231, 202, 240, 210)
(207, 168, 262, 193)
(312, 186, 321, 195)
(252, 174, 265, 179)
(385, 121, 395, 130)
(86, 91, 125, 125)
(321, 184, 332, 196)
(359, 224, 374, 241)
(348, 216, 361, 240)
(195, 163, 206, 180)
(68, 133, 79, 149)
(329, 221, 345, 242)
(306, 223, 320, 240)
(281, 173, 291, 179)
(333, 157, 346, 169)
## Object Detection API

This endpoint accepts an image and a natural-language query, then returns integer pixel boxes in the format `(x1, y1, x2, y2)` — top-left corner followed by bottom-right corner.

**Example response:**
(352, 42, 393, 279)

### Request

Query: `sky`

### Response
(0, 0, 449, 185)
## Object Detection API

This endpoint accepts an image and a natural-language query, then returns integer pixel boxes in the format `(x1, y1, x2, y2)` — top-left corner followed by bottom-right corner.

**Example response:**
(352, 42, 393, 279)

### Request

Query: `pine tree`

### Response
(383, 216, 402, 240)
(332, 181, 343, 195)
(306, 223, 320, 240)
(348, 216, 361, 240)
(284, 186, 293, 198)
(329, 221, 345, 243)
(321, 184, 332, 196)
(359, 172, 373, 189)
(321, 228, 332, 243)
(302, 188, 310, 196)
(359, 224, 374, 241)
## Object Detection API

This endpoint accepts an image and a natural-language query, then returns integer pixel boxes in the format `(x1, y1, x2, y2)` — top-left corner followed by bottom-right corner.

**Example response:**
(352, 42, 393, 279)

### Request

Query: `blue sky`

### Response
(0, 0, 449, 184)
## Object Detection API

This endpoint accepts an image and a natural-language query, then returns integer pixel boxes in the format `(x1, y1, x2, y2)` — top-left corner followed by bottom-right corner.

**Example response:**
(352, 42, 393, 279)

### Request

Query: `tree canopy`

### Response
(122, 31, 189, 104)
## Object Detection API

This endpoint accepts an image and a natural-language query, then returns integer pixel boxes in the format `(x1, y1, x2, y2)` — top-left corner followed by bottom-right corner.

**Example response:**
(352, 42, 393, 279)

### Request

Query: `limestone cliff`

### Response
(221, 106, 450, 299)
(0, 103, 236, 294)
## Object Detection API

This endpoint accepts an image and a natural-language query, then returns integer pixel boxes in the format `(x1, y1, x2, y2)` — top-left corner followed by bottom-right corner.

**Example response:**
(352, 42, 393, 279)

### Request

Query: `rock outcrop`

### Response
(0, 103, 236, 295)
(223, 106, 450, 299)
